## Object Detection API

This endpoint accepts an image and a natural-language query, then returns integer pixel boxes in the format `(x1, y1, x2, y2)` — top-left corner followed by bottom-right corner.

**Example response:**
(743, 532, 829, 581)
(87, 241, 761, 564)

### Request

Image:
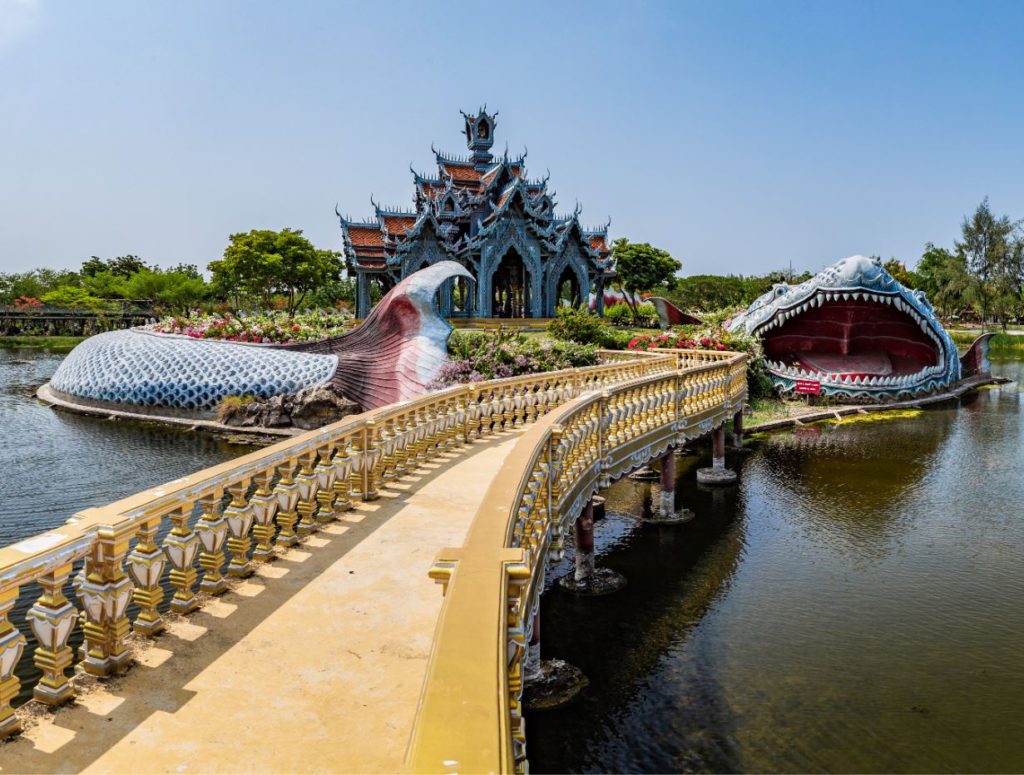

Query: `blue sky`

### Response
(1, 0, 1022, 277)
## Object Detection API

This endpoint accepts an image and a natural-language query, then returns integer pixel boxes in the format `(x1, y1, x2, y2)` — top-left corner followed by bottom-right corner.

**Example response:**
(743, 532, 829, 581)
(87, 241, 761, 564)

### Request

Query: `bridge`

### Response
(0, 348, 746, 773)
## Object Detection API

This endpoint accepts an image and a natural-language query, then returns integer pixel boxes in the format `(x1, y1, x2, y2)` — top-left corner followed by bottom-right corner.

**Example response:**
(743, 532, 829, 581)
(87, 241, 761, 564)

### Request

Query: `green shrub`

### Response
(547, 306, 609, 345)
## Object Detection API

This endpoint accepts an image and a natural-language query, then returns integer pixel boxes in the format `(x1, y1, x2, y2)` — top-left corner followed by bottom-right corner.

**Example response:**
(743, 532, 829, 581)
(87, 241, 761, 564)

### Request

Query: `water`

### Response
(0, 348, 252, 547)
(529, 360, 1024, 773)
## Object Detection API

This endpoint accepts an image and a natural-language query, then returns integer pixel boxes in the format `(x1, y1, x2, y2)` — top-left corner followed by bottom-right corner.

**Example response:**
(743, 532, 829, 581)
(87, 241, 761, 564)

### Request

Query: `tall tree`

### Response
(611, 238, 682, 317)
(208, 228, 342, 313)
(957, 198, 1023, 329)
(916, 243, 970, 318)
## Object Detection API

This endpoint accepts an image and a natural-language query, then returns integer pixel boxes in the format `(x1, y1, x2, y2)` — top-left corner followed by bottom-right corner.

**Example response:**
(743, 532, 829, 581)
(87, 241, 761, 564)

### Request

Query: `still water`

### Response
(0, 347, 250, 547)
(530, 360, 1024, 773)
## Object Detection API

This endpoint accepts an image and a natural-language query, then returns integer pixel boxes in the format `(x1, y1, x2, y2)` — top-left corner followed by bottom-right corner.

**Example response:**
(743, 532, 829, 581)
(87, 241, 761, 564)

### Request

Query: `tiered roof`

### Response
(338, 109, 611, 273)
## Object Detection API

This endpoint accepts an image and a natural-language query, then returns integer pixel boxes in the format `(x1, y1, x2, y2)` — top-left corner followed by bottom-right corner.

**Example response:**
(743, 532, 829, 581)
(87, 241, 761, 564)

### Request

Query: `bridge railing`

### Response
(406, 350, 748, 774)
(0, 347, 681, 737)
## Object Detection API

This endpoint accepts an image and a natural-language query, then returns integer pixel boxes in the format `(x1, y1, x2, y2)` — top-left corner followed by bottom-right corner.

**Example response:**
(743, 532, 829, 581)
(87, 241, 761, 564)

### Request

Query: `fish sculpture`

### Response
(46, 261, 473, 413)
(727, 255, 990, 399)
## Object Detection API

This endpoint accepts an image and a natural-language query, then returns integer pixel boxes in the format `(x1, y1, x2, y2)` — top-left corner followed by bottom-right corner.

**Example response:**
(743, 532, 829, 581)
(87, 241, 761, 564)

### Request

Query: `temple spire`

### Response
(461, 106, 497, 166)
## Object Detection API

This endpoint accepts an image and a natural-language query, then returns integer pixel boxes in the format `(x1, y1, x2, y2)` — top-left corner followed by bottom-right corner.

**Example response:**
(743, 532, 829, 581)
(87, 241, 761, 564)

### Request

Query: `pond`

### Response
(529, 360, 1024, 773)
(0, 347, 252, 548)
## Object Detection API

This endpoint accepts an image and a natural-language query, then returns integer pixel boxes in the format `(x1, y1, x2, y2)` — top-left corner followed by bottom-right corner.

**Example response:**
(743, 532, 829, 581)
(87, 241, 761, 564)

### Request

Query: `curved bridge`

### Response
(0, 349, 745, 773)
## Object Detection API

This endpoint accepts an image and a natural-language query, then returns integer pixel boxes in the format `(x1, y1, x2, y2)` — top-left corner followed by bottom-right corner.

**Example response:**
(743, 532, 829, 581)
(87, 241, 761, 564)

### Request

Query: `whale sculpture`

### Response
(46, 261, 473, 413)
(727, 255, 989, 399)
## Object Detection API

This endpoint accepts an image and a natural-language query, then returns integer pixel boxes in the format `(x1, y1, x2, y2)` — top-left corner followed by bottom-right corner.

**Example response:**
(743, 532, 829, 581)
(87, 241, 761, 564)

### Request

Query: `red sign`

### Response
(795, 379, 821, 395)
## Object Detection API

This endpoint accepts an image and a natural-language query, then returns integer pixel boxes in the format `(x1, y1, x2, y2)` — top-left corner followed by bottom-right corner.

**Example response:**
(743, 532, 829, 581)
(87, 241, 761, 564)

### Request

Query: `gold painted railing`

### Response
(406, 350, 748, 774)
(0, 348, 685, 737)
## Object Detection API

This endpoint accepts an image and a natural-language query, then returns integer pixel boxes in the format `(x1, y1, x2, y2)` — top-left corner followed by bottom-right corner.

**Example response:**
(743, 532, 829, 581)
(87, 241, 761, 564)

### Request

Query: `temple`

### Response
(337, 108, 615, 319)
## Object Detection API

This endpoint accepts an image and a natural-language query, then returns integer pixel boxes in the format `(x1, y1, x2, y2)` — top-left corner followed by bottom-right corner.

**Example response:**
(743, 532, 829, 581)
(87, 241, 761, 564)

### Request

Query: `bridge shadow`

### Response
(0, 432, 518, 773)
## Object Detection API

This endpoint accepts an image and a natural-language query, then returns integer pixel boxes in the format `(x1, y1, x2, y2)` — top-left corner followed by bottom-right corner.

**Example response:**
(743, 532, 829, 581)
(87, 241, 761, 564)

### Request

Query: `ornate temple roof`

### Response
(338, 108, 610, 274)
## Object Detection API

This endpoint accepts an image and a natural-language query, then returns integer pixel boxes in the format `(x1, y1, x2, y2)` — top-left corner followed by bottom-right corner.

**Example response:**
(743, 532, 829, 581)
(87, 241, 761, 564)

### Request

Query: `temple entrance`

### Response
(491, 249, 532, 318)
(554, 265, 583, 310)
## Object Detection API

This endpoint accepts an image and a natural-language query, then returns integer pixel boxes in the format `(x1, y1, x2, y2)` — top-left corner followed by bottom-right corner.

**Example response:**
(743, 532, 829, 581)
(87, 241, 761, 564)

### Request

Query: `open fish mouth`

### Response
(756, 291, 947, 392)
(728, 255, 962, 398)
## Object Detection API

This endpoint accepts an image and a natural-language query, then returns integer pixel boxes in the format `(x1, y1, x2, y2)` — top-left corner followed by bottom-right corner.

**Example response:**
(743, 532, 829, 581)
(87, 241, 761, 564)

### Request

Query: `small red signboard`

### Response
(795, 379, 821, 395)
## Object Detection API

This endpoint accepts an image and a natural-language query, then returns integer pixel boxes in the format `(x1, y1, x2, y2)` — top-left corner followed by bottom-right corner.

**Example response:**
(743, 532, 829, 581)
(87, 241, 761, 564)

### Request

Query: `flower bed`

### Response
(151, 310, 353, 344)
(627, 329, 733, 351)
(430, 329, 598, 387)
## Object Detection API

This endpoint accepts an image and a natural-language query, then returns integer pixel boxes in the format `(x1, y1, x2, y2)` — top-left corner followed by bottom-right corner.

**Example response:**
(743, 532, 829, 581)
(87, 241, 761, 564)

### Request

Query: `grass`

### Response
(0, 335, 87, 352)
(948, 330, 1024, 355)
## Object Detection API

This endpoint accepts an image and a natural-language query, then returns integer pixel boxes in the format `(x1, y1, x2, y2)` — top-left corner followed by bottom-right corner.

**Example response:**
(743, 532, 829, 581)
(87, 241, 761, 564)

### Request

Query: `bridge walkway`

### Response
(1, 432, 523, 774)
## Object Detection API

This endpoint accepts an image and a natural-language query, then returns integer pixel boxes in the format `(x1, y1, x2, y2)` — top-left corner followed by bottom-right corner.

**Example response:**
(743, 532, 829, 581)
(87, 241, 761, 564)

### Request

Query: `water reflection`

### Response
(530, 361, 1024, 773)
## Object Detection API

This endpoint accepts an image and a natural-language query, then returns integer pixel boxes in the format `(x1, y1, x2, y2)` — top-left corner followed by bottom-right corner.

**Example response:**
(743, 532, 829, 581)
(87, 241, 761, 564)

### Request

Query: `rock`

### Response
(219, 385, 359, 430)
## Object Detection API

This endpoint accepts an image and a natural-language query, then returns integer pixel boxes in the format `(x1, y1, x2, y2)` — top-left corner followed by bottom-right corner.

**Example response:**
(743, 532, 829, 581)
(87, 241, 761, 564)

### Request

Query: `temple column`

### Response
(595, 276, 605, 317)
(356, 271, 371, 319)
(697, 424, 738, 485)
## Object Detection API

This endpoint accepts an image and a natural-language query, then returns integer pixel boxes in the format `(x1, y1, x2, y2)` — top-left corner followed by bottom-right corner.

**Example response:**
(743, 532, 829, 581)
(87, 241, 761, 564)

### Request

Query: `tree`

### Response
(882, 258, 921, 289)
(611, 238, 682, 317)
(124, 269, 209, 312)
(208, 228, 343, 313)
(916, 243, 970, 318)
(956, 198, 1023, 329)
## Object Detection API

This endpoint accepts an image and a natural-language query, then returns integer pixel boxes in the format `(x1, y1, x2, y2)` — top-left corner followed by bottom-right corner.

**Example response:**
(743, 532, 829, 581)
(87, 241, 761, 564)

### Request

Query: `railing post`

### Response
(0, 587, 25, 738)
(598, 390, 610, 488)
(164, 505, 200, 614)
(28, 563, 77, 705)
(274, 460, 300, 548)
(224, 478, 255, 578)
(249, 470, 278, 561)
(294, 451, 320, 537)
(547, 427, 565, 561)
(315, 445, 339, 524)
(77, 524, 133, 676)
(362, 420, 380, 501)
(127, 516, 166, 634)
(197, 489, 229, 595)
(332, 440, 353, 513)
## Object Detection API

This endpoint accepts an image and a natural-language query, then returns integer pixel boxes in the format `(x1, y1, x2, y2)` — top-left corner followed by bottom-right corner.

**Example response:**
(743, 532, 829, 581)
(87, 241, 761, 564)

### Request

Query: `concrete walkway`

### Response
(1, 432, 525, 774)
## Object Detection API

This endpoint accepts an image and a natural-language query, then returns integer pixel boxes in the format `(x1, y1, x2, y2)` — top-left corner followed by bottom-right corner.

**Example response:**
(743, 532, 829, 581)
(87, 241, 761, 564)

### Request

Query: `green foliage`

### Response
(124, 269, 208, 312)
(955, 198, 1023, 329)
(40, 286, 108, 311)
(611, 238, 681, 312)
(547, 306, 608, 345)
(916, 243, 970, 317)
(663, 271, 812, 312)
(81, 254, 149, 278)
(882, 258, 921, 289)
(0, 269, 81, 304)
(307, 276, 357, 309)
(208, 228, 342, 314)
(604, 302, 634, 326)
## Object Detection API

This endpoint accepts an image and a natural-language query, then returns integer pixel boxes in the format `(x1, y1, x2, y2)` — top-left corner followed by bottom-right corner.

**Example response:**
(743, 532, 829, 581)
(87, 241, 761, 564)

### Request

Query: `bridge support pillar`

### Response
(523, 601, 589, 711)
(558, 499, 626, 595)
(730, 409, 752, 454)
(644, 448, 694, 524)
(696, 425, 738, 485)
(591, 495, 605, 521)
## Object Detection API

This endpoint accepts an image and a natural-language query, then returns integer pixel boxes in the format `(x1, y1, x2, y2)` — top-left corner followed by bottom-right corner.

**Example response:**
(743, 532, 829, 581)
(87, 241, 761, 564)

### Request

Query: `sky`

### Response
(1, 0, 1022, 278)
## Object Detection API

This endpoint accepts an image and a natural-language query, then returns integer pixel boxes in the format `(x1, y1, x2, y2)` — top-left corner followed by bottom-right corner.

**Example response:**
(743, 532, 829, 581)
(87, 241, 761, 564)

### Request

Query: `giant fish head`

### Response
(727, 255, 960, 398)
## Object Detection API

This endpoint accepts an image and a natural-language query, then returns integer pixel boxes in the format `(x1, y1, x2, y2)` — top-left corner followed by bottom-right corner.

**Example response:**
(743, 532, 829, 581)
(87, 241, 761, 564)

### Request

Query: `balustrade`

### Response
(0, 348, 737, 741)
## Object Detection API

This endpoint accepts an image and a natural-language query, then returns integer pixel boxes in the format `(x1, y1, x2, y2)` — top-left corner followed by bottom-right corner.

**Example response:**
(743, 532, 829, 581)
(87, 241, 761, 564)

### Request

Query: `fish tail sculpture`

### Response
(647, 297, 703, 328)
(45, 261, 473, 414)
(959, 333, 994, 379)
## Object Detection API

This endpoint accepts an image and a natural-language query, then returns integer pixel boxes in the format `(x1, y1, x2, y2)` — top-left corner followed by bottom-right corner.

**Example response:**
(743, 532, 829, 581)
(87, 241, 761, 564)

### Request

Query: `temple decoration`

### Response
(45, 261, 472, 413)
(727, 255, 990, 399)
(338, 107, 615, 319)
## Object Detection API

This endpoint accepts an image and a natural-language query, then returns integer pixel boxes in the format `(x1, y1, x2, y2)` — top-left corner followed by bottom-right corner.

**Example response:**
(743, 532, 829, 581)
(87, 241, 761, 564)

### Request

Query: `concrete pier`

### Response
(558, 498, 626, 595)
(696, 424, 738, 485)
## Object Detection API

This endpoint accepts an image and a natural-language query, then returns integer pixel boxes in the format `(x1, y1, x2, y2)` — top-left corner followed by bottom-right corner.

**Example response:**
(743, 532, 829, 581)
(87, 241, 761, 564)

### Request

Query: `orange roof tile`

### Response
(441, 163, 483, 183)
(347, 225, 385, 247)
(382, 216, 417, 237)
